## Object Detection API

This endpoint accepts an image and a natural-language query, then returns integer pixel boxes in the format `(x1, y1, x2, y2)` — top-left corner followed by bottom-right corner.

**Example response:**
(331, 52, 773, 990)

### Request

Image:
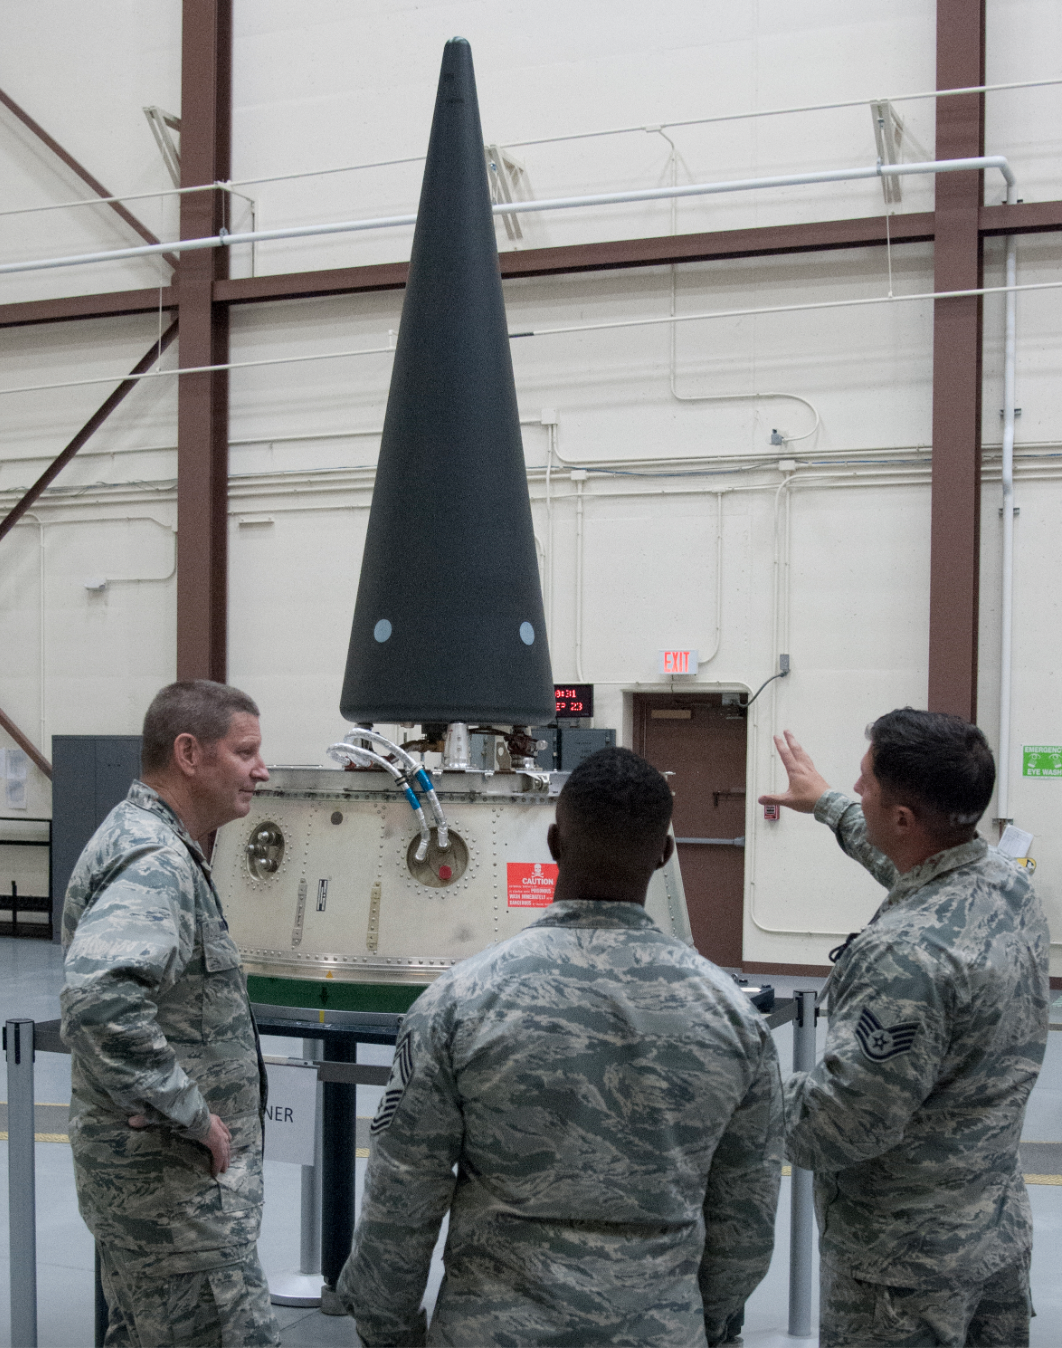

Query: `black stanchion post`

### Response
(788, 989, 818, 1338)
(6, 1017, 38, 1348)
(319, 1033, 357, 1313)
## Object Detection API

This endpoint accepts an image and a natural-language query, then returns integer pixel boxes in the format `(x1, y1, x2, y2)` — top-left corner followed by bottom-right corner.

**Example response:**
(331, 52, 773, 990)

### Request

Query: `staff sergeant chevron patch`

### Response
(855, 1006, 920, 1062)
(370, 1032, 415, 1135)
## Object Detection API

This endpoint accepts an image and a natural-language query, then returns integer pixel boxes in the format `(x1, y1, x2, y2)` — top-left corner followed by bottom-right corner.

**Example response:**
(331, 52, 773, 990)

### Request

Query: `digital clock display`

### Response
(555, 684, 593, 719)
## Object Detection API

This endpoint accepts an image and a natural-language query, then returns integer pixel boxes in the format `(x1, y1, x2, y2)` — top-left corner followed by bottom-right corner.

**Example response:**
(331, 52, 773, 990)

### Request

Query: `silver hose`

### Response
(327, 741, 432, 861)
(342, 726, 450, 849)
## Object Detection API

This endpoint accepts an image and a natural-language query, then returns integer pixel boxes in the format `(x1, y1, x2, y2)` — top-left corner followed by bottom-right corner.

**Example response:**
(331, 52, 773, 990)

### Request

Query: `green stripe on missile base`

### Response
(246, 974, 425, 1014)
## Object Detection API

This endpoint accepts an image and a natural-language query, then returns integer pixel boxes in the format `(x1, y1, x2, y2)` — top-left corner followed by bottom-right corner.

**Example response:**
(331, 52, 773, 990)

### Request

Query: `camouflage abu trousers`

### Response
(99, 1243, 280, 1348)
(820, 1254, 1032, 1348)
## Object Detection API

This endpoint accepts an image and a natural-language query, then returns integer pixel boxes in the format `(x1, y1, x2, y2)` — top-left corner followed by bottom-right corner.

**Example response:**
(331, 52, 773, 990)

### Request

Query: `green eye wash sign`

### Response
(1023, 746, 1062, 777)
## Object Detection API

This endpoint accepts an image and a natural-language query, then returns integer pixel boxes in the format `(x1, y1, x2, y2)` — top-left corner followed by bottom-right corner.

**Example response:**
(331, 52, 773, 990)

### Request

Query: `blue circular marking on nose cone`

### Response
(374, 619, 392, 643)
(520, 622, 535, 646)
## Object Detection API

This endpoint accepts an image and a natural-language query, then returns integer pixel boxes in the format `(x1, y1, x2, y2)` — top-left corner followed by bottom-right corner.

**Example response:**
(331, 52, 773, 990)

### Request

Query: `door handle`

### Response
(675, 836, 745, 847)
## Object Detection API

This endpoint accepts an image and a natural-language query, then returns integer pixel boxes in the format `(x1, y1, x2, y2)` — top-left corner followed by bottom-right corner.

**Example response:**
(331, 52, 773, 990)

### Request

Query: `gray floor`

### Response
(2, 943, 1060, 1347)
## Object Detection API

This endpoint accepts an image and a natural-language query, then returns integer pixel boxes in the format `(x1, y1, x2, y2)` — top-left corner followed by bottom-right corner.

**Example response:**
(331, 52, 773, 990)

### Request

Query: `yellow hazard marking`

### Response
(319, 1010, 325, 1023)
(356, 1148, 370, 1158)
(0, 1132, 69, 1144)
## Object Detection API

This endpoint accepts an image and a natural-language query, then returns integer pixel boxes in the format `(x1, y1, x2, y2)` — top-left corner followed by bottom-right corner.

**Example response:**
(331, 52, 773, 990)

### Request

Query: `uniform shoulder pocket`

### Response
(202, 917, 242, 973)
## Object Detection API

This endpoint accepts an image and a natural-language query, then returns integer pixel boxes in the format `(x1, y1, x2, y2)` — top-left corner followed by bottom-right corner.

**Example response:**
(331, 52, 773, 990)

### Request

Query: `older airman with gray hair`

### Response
(61, 680, 280, 1348)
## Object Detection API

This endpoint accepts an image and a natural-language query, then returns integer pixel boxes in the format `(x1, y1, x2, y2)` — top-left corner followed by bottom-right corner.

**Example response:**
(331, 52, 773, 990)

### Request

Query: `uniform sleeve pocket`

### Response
(202, 918, 242, 973)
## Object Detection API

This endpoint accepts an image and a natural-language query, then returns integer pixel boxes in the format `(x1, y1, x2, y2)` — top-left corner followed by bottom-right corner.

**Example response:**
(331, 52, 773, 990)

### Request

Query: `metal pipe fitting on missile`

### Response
(341, 728, 450, 849)
(442, 722, 471, 770)
(326, 741, 432, 861)
(412, 769, 449, 851)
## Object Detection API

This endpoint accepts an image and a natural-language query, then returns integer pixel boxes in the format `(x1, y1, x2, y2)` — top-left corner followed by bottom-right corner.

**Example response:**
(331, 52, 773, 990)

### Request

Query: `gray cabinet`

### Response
(51, 735, 142, 939)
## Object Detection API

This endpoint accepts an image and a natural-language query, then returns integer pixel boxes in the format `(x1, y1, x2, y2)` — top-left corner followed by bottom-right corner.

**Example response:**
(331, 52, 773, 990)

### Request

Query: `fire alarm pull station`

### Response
(763, 803, 781, 821)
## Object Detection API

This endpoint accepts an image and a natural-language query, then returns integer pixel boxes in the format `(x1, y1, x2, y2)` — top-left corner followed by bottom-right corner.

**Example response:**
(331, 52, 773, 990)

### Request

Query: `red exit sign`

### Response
(659, 649, 699, 675)
(555, 683, 593, 718)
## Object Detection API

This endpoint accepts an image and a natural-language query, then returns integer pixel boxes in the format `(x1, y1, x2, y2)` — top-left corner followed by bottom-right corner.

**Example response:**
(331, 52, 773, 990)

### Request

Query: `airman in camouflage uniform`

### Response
(339, 747, 783, 1347)
(61, 682, 279, 1348)
(764, 718, 1049, 1348)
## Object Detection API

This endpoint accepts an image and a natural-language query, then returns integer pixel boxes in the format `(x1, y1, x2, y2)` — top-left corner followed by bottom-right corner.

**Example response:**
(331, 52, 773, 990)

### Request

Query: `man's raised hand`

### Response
(758, 730, 831, 814)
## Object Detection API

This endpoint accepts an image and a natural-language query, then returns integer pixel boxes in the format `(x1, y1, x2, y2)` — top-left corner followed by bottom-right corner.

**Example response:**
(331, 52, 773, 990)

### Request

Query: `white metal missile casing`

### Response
(215, 766, 693, 985)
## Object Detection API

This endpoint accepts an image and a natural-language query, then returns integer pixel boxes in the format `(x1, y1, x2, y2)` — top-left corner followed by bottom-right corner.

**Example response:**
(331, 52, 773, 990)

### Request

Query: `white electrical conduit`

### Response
(3, 75, 1055, 217)
(326, 741, 432, 860)
(703, 491, 724, 665)
(671, 386, 820, 444)
(574, 477, 585, 682)
(5, 272, 1058, 403)
(571, 488, 726, 686)
(668, 284, 822, 443)
(550, 469, 941, 939)
(997, 233, 1018, 826)
(0, 156, 1016, 278)
(341, 727, 448, 848)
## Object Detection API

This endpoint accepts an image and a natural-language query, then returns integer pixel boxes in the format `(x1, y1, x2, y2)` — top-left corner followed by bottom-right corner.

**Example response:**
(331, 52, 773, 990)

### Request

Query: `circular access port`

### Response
(246, 822, 285, 879)
(406, 830, 469, 888)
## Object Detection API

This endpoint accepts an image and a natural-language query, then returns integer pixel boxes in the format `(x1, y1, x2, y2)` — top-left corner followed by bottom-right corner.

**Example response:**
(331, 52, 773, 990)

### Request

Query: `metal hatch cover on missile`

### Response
(340, 37, 554, 727)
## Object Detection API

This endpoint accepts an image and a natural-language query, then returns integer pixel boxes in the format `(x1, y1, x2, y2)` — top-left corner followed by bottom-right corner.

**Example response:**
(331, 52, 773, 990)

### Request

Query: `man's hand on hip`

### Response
(129, 1111, 232, 1175)
(758, 730, 831, 814)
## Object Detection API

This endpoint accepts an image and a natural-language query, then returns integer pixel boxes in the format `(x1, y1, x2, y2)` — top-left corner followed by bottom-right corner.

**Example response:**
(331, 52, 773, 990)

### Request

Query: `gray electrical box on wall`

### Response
(559, 728, 616, 771)
(51, 735, 142, 940)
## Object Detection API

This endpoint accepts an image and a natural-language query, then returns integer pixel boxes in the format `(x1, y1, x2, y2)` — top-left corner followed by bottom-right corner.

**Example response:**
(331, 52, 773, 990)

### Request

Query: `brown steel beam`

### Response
(928, 0, 986, 720)
(978, 199, 1062, 237)
(0, 85, 178, 270)
(176, 0, 232, 683)
(0, 286, 178, 331)
(214, 212, 939, 307)
(2, 200, 1060, 331)
(0, 705, 52, 779)
(0, 322, 178, 543)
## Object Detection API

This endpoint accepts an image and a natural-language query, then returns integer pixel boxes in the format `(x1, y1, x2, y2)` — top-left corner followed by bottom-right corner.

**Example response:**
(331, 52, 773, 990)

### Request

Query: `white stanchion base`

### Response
(268, 1272, 323, 1307)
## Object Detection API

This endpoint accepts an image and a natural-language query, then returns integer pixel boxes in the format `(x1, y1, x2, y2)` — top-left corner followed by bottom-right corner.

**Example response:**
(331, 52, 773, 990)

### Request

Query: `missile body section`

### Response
(215, 765, 691, 1012)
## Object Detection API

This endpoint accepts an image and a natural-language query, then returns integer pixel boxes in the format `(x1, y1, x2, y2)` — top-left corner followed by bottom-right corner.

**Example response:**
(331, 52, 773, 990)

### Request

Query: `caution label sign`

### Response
(507, 861, 558, 907)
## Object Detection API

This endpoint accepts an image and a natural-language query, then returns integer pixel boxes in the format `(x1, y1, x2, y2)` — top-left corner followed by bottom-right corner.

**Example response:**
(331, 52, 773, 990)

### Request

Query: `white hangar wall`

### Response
(1, 1, 1061, 973)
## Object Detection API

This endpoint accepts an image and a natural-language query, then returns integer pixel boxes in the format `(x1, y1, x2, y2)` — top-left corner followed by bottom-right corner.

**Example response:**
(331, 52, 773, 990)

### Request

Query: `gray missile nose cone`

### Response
(340, 39, 554, 727)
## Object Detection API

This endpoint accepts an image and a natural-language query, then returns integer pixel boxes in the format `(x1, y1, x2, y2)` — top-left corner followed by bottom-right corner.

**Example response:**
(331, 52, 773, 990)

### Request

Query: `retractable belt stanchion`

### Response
(251, 1007, 398, 1316)
(301, 1039, 324, 1281)
(320, 1034, 358, 1313)
(11, 1001, 816, 1342)
(5, 1017, 39, 1348)
(788, 990, 818, 1338)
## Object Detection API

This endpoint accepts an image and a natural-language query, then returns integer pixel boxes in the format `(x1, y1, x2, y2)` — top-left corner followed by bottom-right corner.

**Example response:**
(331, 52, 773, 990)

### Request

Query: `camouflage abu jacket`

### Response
(339, 899, 783, 1348)
(61, 781, 266, 1265)
(785, 790, 1050, 1289)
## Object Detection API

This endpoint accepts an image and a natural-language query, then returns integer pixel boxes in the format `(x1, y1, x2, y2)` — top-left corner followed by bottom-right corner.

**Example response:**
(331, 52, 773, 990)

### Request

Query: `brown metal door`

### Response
(634, 694, 747, 968)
